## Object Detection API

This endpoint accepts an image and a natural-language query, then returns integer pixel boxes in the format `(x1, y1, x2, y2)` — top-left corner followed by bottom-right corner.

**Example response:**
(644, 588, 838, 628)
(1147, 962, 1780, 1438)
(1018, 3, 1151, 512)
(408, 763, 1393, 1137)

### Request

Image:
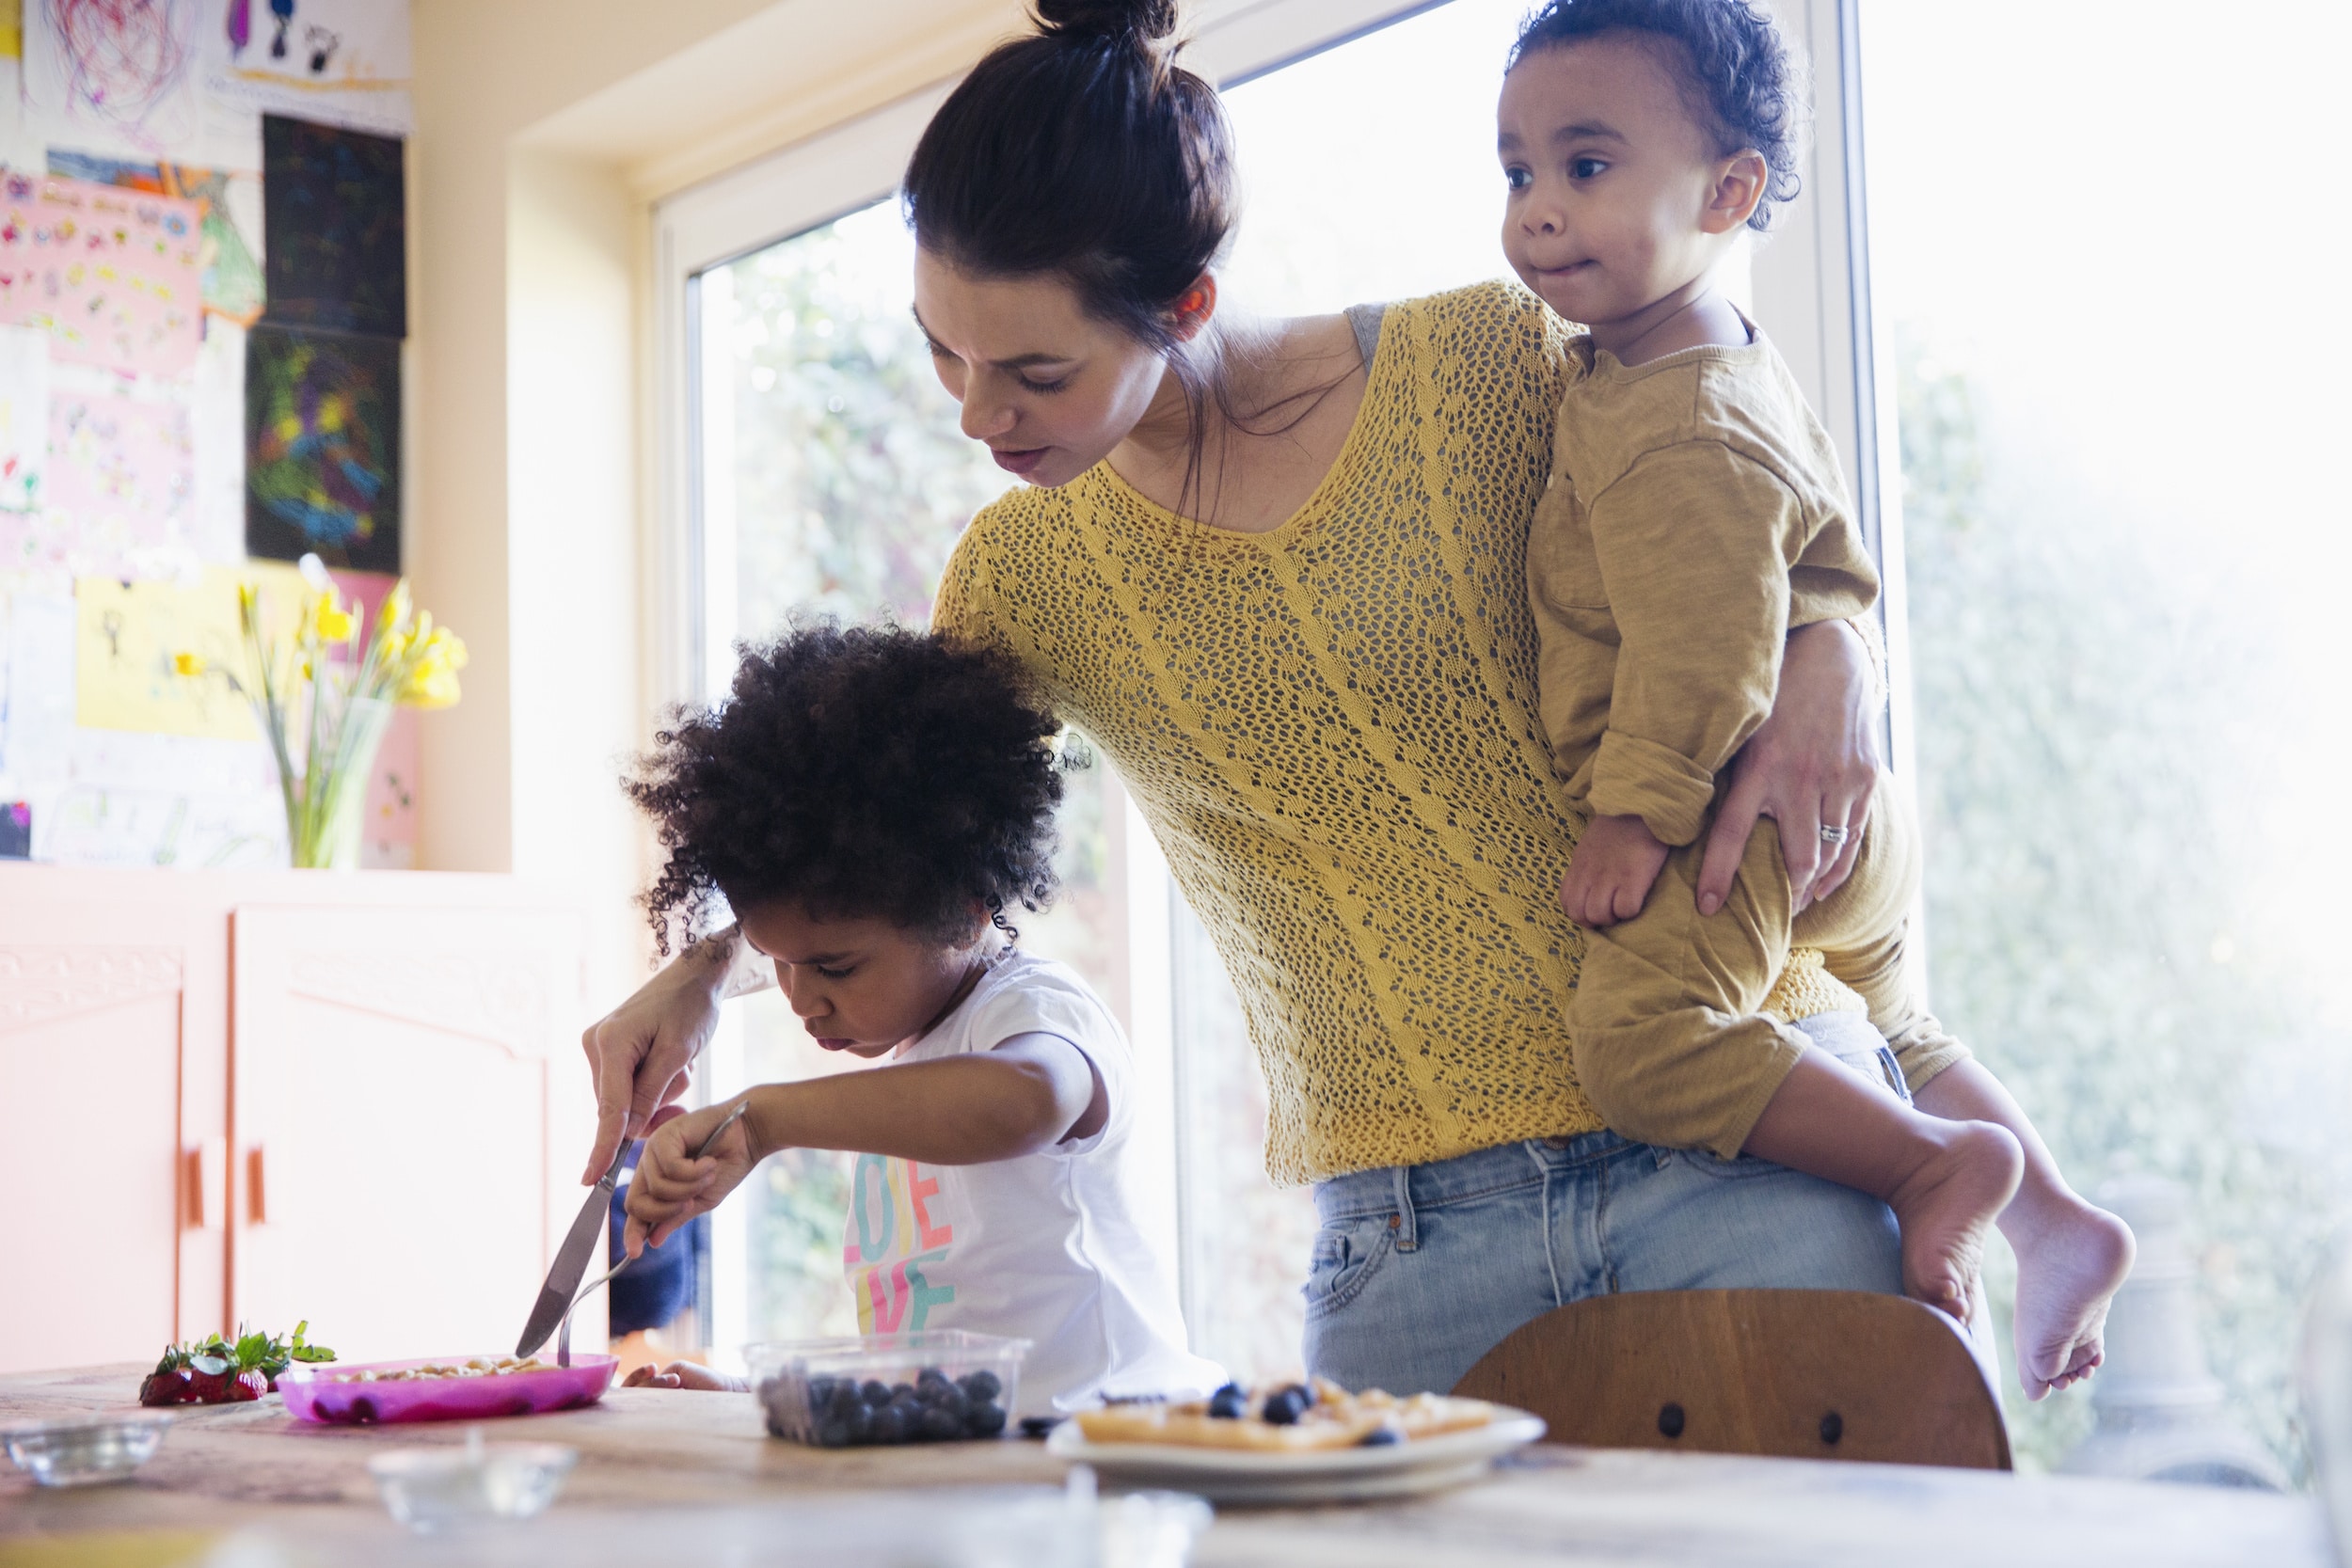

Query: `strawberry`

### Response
(136, 1322, 337, 1405)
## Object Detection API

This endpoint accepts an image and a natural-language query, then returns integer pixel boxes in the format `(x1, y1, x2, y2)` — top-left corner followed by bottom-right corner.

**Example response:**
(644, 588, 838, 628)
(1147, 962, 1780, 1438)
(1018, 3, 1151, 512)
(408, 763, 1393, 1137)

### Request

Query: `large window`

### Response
(1860, 0, 2352, 1474)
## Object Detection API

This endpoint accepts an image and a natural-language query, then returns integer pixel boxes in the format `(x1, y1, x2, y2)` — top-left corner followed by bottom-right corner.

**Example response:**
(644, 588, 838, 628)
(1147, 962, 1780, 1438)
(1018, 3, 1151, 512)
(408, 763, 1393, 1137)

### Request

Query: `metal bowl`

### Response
(2, 1411, 174, 1487)
(366, 1437, 577, 1532)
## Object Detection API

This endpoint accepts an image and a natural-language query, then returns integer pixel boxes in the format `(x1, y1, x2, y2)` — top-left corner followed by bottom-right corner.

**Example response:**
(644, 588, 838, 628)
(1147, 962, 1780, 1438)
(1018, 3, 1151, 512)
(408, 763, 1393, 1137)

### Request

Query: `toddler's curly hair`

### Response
(627, 623, 1070, 956)
(1510, 0, 1807, 231)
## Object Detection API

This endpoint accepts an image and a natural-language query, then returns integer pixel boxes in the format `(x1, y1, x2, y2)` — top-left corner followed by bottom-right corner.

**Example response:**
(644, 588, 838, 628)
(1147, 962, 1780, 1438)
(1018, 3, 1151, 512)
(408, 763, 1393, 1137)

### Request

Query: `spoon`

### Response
(558, 1100, 751, 1368)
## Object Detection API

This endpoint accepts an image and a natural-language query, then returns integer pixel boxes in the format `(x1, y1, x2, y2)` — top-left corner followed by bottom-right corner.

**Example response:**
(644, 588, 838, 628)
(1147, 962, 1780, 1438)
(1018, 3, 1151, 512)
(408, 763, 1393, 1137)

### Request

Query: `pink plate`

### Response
(279, 1355, 618, 1425)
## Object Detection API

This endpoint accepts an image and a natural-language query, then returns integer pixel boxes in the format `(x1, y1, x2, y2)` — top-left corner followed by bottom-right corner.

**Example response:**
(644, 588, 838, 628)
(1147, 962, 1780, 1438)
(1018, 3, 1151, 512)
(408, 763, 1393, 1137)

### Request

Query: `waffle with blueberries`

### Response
(1073, 1378, 1499, 1450)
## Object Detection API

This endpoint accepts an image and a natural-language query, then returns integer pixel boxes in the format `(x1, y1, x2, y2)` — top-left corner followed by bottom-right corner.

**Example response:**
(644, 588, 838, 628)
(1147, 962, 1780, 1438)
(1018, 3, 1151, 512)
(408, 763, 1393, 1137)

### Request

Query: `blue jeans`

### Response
(1301, 1021, 1910, 1394)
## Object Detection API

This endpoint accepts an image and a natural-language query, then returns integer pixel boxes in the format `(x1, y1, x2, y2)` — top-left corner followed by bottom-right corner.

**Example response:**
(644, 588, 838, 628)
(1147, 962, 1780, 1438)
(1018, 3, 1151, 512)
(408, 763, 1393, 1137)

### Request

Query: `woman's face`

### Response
(912, 248, 1172, 489)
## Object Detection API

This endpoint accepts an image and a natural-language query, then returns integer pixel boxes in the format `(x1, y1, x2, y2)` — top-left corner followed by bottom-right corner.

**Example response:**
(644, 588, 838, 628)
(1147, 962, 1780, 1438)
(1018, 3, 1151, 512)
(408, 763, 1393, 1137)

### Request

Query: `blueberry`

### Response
(861, 1380, 892, 1406)
(1207, 1384, 1248, 1420)
(1358, 1424, 1403, 1447)
(866, 1402, 911, 1445)
(827, 1383, 862, 1418)
(917, 1368, 955, 1393)
(815, 1418, 852, 1448)
(967, 1400, 1008, 1437)
(917, 1404, 965, 1441)
(1017, 1415, 1062, 1439)
(960, 1370, 1003, 1403)
(843, 1402, 874, 1444)
(805, 1375, 837, 1408)
(1262, 1386, 1311, 1426)
(890, 1385, 922, 1410)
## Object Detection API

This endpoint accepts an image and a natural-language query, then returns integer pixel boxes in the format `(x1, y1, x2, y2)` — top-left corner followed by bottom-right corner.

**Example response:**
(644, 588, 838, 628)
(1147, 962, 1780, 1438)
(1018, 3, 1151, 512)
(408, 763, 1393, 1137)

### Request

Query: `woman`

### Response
(582, 0, 1910, 1395)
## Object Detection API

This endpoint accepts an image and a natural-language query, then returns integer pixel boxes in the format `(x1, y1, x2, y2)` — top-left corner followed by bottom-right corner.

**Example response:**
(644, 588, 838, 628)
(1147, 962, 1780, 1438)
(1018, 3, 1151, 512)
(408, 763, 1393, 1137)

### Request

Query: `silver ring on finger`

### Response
(1819, 824, 1851, 845)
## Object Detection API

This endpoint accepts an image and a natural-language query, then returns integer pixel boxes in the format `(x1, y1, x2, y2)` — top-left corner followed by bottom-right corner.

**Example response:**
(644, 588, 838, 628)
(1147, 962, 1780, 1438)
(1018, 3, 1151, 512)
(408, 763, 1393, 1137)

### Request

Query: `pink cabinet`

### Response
(0, 867, 596, 1374)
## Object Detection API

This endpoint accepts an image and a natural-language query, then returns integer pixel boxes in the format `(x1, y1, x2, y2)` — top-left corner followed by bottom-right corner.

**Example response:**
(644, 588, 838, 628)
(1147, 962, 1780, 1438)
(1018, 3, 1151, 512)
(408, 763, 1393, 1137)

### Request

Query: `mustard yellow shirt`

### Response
(934, 283, 1860, 1186)
(1529, 329, 1879, 846)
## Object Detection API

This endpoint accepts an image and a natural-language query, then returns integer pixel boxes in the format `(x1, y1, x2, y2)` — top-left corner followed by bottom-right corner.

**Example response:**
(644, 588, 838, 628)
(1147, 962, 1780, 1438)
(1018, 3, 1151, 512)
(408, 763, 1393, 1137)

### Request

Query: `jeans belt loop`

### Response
(1391, 1163, 1420, 1253)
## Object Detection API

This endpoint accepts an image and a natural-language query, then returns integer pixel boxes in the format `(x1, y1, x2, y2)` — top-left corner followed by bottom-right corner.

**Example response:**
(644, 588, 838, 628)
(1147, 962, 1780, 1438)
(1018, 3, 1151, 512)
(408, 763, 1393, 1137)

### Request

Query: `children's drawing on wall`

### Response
(259, 113, 398, 337)
(210, 0, 409, 135)
(0, 323, 49, 512)
(37, 389, 195, 574)
(0, 171, 205, 377)
(22, 0, 205, 157)
(243, 321, 395, 571)
(49, 150, 264, 325)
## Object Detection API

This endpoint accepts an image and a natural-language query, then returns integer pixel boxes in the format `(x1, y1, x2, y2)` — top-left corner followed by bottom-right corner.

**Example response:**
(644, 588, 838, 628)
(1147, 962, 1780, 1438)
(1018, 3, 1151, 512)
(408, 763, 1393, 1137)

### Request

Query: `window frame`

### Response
(1747, 0, 1908, 776)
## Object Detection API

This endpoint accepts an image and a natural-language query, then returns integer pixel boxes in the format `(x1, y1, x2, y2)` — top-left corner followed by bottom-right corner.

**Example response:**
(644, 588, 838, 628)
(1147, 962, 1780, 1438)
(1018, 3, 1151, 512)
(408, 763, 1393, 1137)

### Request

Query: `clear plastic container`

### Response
(749, 1330, 1030, 1448)
(1, 1411, 172, 1487)
(365, 1429, 577, 1532)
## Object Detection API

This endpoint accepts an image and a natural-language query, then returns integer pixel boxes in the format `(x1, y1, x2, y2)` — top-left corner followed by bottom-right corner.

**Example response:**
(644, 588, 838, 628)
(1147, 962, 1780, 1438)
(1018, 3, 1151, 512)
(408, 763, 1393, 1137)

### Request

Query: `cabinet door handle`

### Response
(183, 1139, 227, 1231)
(246, 1146, 267, 1226)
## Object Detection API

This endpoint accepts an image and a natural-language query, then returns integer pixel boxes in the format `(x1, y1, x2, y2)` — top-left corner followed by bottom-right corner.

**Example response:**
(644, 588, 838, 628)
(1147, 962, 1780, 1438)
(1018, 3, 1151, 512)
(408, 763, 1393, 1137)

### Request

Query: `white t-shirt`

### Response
(838, 950, 1226, 1416)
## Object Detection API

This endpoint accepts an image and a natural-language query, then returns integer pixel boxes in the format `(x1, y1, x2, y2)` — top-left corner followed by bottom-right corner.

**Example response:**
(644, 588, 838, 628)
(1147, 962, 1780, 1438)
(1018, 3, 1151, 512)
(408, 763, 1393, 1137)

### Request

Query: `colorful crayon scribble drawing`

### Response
(24, 0, 204, 155)
(49, 151, 266, 327)
(245, 322, 399, 572)
(0, 171, 206, 377)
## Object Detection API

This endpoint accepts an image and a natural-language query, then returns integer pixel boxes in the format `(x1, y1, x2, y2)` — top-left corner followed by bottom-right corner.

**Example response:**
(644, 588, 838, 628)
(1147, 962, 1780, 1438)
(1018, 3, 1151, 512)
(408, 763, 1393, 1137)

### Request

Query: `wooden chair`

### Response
(1453, 1289, 2011, 1470)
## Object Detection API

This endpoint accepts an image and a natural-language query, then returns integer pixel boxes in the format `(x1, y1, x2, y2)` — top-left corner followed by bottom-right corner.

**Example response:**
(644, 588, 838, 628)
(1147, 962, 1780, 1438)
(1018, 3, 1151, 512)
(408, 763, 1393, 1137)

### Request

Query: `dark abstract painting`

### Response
(261, 113, 405, 338)
(245, 322, 400, 572)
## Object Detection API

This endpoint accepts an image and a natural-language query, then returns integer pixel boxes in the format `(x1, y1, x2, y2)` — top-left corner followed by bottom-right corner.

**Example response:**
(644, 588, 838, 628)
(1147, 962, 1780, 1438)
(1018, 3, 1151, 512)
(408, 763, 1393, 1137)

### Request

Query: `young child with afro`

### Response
(614, 623, 1224, 1418)
(1502, 0, 2132, 1398)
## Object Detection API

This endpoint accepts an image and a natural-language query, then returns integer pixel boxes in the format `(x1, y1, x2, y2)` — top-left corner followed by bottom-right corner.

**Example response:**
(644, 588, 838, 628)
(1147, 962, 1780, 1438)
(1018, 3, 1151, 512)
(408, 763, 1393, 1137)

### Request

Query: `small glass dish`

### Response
(2, 1411, 174, 1487)
(365, 1429, 577, 1532)
(748, 1330, 1031, 1448)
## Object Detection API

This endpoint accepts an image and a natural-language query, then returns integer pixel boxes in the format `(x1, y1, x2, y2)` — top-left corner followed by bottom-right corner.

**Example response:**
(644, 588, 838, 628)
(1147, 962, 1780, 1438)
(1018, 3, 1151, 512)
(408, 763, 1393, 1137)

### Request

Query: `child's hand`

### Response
(622, 1359, 745, 1392)
(623, 1096, 761, 1256)
(1559, 814, 1672, 927)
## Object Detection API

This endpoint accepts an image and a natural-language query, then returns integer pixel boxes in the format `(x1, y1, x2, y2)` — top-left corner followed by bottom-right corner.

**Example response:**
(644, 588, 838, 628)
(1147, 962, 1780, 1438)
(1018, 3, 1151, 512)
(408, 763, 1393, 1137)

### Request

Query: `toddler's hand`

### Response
(624, 1096, 760, 1257)
(1560, 814, 1671, 927)
(622, 1359, 745, 1392)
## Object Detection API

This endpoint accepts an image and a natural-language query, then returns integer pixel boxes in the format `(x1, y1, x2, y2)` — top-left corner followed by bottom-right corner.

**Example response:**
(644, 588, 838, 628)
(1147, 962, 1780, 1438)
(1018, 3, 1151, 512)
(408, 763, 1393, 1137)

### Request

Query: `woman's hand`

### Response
(579, 937, 740, 1185)
(623, 1097, 762, 1257)
(1695, 620, 1882, 915)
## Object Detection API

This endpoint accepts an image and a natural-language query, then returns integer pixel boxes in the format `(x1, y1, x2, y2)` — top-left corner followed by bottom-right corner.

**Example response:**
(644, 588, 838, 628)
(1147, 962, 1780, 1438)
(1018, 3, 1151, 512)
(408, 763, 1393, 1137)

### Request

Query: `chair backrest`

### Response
(1452, 1289, 2011, 1470)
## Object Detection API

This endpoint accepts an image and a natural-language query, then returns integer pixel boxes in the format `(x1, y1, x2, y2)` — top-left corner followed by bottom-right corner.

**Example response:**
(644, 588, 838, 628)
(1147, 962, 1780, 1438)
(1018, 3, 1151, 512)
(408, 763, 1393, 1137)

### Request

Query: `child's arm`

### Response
(623, 1032, 1106, 1254)
(1584, 442, 1826, 855)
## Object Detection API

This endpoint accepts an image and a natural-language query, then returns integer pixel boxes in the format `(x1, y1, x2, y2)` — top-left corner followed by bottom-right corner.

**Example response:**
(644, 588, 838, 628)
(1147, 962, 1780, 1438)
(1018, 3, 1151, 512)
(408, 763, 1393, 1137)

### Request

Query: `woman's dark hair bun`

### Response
(1034, 0, 1180, 45)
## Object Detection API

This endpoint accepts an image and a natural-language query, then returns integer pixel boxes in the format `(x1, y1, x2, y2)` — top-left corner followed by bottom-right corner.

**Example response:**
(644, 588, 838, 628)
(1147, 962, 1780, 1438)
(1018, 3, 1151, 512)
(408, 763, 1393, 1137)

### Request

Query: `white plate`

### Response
(1044, 1409, 1547, 1504)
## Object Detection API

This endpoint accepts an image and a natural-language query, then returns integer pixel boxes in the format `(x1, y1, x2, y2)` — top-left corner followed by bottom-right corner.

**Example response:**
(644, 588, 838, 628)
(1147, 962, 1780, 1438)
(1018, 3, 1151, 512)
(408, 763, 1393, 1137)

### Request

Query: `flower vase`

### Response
(290, 695, 393, 869)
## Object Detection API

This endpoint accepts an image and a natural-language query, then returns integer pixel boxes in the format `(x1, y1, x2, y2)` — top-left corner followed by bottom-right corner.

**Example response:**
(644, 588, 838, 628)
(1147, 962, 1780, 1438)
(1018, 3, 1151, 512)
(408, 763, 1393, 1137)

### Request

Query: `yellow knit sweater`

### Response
(933, 281, 1861, 1187)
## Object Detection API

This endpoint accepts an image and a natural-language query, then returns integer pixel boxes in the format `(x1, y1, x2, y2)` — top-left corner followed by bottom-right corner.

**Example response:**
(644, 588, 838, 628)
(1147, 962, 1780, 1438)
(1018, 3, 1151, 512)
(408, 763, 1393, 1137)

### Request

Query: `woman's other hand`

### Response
(579, 937, 739, 1184)
(622, 1359, 745, 1392)
(623, 1096, 762, 1257)
(1696, 620, 1882, 915)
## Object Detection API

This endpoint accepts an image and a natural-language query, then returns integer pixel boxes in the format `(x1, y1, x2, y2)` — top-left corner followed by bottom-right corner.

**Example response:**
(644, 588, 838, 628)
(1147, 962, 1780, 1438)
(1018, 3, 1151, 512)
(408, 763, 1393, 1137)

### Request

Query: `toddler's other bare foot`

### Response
(2006, 1197, 2135, 1401)
(1888, 1121, 2023, 1321)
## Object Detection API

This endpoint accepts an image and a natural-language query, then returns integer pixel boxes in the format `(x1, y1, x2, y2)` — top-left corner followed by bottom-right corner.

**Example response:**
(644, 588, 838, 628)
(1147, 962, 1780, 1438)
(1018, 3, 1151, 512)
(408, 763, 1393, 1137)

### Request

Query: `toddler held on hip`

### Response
(1500, 0, 2131, 1398)
(612, 624, 1223, 1415)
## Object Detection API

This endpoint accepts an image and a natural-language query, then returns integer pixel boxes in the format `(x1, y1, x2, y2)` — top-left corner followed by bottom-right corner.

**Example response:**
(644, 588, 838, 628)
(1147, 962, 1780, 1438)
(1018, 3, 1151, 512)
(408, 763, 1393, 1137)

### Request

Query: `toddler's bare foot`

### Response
(2005, 1197, 2135, 1401)
(1887, 1121, 2023, 1321)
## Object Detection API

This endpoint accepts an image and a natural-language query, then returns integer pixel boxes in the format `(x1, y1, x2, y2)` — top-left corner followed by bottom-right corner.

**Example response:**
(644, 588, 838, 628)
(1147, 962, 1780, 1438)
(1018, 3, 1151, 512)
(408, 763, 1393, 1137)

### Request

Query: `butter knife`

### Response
(516, 1139, 635, 1358)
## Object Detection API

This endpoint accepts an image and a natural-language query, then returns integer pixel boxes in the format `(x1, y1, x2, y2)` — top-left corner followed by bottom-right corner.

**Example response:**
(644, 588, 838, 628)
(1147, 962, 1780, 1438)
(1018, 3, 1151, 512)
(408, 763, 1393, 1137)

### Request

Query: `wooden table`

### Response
(0, 1365, 2329, 1566)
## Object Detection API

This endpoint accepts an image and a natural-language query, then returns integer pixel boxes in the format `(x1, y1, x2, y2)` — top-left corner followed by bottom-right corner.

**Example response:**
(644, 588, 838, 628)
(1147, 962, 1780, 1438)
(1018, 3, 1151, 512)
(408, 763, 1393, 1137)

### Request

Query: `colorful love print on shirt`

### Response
(844, 1154, 957, 1333)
